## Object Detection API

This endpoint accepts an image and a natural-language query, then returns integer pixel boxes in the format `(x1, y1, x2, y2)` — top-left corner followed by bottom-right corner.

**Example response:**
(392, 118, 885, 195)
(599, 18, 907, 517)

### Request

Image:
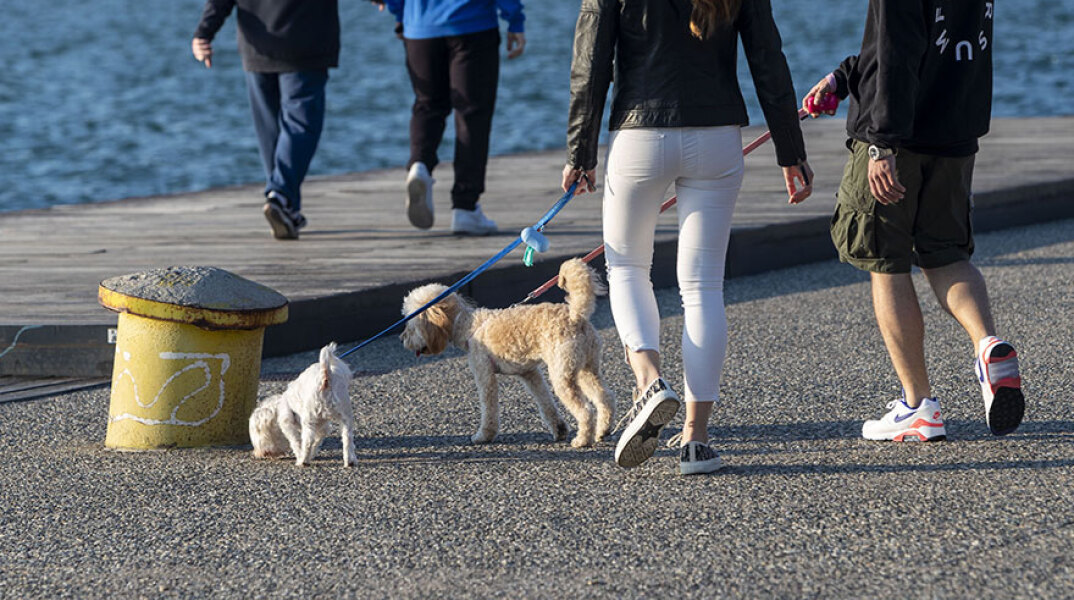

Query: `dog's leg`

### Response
(297, 422, 319, 466)
(519, 370, 568, 441)
(469, 354, 499, 444)
(278, 408, 304, 460)
(339, 397, 357, 467)
(548, 362, 595, 448)
(578, 366, 615, 442)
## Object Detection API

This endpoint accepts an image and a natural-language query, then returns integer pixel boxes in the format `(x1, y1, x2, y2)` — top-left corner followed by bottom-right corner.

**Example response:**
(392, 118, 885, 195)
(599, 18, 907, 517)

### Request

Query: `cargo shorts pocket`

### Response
(830, 143, 880, 263)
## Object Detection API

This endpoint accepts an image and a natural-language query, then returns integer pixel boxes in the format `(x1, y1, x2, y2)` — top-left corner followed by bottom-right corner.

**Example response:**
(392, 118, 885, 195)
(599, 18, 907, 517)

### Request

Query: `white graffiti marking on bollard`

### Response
(110, 350, 232, 427)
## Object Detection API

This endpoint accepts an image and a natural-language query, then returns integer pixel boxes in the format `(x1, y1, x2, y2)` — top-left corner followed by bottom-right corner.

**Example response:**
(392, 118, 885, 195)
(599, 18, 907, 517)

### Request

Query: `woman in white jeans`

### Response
(563, 0, 813, 474)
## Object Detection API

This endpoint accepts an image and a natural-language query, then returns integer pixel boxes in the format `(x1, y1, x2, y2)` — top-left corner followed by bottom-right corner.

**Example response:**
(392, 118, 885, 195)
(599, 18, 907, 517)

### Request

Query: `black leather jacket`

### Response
(567, 0, 806, 170)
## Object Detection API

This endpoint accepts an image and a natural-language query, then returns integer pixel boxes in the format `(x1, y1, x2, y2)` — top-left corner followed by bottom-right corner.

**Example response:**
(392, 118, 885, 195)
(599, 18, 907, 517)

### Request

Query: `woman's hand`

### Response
(783, 160, 813, 205)
(562, 165, 597, 195)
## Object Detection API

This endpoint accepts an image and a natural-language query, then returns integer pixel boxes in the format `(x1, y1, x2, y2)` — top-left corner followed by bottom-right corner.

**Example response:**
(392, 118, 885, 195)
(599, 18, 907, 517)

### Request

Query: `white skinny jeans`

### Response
(603, 126, 744, 404)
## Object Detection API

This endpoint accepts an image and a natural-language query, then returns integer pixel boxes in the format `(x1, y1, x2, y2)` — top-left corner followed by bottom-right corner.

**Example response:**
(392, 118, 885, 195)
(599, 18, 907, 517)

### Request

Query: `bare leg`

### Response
(626, 347, 662, 392)
(922, 260, 995, 345)
(682, 401, 714, 444)
(871, 272, 931, 406)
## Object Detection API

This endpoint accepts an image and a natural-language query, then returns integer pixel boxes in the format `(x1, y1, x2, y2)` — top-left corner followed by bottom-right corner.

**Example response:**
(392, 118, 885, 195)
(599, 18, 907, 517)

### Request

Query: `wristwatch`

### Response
(868, 144, 897, 161)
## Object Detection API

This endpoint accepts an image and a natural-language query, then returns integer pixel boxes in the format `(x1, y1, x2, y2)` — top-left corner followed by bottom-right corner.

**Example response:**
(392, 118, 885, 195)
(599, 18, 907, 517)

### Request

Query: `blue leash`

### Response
(338, 181, 581, 360)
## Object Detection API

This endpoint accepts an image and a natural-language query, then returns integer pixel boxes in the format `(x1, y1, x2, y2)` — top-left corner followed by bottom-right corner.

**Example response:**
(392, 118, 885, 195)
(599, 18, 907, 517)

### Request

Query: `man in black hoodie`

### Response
(192, 0, 340, 240)
(803, 0, 1024, 442)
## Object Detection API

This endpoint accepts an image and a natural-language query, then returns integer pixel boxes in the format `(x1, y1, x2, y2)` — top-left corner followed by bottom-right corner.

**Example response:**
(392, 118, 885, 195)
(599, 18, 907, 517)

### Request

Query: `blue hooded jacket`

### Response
(383, 0, 525, 40)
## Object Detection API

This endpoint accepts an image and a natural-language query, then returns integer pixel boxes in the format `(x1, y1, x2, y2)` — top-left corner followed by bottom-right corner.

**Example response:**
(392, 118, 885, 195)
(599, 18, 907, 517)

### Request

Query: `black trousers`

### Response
(404, 28, 500, 210)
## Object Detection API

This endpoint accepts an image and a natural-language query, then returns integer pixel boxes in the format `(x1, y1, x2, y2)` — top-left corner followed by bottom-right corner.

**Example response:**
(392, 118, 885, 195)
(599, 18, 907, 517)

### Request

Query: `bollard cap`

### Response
(99, 266, 288, 330)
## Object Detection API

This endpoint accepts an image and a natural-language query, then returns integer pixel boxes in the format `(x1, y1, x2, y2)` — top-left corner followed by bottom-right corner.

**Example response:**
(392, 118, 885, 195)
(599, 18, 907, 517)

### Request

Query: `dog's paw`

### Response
(471, 431, 496, 444)
(570, 435, 594, 448)
(552, 421, 569, 441)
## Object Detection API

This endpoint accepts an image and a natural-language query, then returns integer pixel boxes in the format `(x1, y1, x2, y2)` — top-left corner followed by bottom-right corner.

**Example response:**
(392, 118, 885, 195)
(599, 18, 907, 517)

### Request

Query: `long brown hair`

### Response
(689, 0, 741, 40)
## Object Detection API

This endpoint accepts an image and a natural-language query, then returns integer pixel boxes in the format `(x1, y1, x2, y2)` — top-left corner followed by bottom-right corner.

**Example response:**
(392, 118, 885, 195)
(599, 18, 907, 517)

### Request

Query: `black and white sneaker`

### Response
(263, 191, 299, 240)
(614, 377, 680, 468)
(679, 441, 723, 475)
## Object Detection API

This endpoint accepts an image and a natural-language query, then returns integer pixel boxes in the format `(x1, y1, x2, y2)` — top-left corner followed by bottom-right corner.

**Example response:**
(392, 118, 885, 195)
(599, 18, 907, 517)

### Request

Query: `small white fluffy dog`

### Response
(400, 258, 614, 447)
(249, 343, 356, 466)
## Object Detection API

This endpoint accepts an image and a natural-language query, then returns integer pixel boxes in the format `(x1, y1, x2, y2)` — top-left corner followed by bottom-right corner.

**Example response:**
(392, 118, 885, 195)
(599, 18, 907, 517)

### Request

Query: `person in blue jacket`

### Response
(373, 0, 526, 235)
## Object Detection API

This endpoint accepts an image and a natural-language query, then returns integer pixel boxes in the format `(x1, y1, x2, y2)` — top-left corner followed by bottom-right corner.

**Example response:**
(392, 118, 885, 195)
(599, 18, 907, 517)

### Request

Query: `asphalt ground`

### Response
(2, 217, 1072, 599)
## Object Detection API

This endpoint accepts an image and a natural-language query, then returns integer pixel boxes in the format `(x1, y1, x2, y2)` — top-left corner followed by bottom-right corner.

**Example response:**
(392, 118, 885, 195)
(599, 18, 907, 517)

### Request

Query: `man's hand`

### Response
(192, 38, 213, 68)
(783, 161, 814, 205)
(507, 32, 526, 59)
(369, 0, 385, 10)
(802, 76, 836, 118)
(562, 164, 596, 196)
(868, 155, 905, 204)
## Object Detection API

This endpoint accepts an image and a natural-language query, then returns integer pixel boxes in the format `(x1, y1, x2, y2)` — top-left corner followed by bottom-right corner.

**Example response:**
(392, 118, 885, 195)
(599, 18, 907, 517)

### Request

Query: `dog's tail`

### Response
(557, 258, 605, 322)
(319, 342, 338, 391)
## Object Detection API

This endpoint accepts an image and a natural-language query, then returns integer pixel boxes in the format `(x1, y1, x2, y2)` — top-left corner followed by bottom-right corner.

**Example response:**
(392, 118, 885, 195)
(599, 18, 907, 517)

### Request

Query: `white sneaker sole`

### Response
(614, 395, 680, 468)
(862, 424, 947, 442)
(406, 175, 434, 230)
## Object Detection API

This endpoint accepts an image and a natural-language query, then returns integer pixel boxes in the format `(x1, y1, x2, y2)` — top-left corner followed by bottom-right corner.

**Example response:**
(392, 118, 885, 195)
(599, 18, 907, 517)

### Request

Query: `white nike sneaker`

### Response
(862, 397, 946, 442)
(976, 336, 1025, 436)
(451, 203, 498, 236)
(405, 162, 435, 229)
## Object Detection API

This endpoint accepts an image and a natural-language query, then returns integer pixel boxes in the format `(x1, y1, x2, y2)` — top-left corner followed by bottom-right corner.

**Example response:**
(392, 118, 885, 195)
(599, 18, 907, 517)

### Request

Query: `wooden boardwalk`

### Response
(2, 117, 1072, 376)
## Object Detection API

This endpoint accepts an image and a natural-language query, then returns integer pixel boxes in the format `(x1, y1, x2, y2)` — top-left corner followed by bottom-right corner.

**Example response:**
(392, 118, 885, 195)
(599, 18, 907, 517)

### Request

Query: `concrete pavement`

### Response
(2, 216, 1072, 599)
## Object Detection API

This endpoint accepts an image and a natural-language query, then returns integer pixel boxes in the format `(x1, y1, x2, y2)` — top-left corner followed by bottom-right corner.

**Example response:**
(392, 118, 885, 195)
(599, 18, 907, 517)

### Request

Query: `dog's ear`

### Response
(420, 310, 451, 355)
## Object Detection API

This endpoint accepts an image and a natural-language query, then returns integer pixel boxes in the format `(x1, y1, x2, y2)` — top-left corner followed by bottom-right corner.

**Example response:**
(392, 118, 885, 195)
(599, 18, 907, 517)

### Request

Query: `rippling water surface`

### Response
(1, 0, 1070, 211)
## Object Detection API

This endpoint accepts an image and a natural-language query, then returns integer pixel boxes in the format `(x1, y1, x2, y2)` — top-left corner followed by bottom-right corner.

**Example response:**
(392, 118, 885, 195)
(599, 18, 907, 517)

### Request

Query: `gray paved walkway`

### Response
(1, 117, 1072, 376)
(2, 216, 1072, 599)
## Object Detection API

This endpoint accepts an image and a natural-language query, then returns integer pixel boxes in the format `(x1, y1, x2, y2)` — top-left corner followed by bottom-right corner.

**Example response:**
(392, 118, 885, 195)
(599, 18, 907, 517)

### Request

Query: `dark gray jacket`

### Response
(567, 0, 806, 170)
(194, 0, 340, 73)
(832, 0, 993, 157)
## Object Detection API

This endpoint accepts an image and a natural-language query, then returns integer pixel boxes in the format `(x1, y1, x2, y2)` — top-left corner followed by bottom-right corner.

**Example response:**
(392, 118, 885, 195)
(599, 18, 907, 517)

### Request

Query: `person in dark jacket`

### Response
(803, 0, 1023, 442)
(192, 0, 340, 240)
(564, 0, 812, 475)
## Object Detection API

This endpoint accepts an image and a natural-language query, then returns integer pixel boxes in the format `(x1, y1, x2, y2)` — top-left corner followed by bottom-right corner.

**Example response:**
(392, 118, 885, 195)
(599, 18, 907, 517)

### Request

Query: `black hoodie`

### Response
(832, 0, 993, 157)
(194, 0, 340, 73)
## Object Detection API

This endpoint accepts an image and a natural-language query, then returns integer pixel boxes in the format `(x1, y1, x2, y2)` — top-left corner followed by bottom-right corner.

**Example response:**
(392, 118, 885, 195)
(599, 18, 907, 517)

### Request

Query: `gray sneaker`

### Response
(405, 162, 435, 229)
(679, 441, 723, 475)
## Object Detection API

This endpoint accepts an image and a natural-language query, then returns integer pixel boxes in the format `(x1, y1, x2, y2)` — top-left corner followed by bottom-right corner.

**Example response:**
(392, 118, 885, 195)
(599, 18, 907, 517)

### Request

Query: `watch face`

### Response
(868, 145, 880, 160)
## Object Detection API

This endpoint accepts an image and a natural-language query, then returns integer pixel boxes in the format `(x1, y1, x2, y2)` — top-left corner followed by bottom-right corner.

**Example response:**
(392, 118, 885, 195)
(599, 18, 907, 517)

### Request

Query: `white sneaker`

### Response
(862, 397, 946, 442)
(405, 162, 435, 229)
(614, 377, 680, 468)
(679, 441, 723, 475)
(976, 336, 1024, 436)
(451, 204, 498, 236)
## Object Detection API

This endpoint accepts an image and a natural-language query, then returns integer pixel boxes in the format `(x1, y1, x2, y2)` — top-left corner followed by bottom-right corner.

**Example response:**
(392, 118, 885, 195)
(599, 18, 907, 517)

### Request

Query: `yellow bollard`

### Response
(98, 266, 288, 450)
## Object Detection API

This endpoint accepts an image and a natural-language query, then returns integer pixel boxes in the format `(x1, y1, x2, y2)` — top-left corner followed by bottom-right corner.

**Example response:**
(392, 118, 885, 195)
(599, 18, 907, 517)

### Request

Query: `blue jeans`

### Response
(245, 70, 328, 212)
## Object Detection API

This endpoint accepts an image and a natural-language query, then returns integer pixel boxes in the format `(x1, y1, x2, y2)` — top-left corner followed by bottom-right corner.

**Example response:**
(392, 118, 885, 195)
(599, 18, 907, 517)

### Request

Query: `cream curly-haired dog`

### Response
(400, 258, 614, 447)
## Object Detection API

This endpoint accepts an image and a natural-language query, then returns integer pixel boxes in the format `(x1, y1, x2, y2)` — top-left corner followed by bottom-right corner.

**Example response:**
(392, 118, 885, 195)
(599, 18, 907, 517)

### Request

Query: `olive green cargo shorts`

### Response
(830, 140, 976, 274)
